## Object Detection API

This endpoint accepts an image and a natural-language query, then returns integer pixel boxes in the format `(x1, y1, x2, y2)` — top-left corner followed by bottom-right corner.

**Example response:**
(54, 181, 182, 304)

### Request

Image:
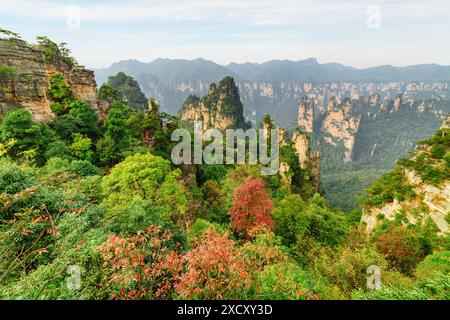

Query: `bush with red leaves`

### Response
(375, 226, 428, 275)
(98, 225, 183, 300)
(175, 228, 251, 299)
(227, 177, 274, 239)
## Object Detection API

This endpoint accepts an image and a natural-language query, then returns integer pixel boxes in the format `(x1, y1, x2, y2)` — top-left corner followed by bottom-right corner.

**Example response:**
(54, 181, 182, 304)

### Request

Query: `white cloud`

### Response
(1, 0, 448, 25)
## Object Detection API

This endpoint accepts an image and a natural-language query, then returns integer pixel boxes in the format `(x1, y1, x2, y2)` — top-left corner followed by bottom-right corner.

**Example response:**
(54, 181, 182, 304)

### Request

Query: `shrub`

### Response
(0, 159, 35, 194)
(98, 225, 183, 300)
(254, 263, 317, 300)
(415, 251, 450, 281)
(310, 245, 387, 295)
(375, 226, 428, 275)
(175, 228, 251, 299)
(43, 140, 72, 161)
(68, 160, 101, 177)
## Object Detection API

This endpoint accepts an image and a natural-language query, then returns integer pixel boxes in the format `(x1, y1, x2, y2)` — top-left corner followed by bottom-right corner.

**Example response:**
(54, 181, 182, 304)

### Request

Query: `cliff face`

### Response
(110, 74, 450, 128)
(179, 77, 245, 130)
(297, 97, 314, 133)
(320, 98, 361, 162)
(308, 94, 450, 166)
(291, 130, 320, 192)
(0, 38, 98, 122)
(361, 117, 450, 235)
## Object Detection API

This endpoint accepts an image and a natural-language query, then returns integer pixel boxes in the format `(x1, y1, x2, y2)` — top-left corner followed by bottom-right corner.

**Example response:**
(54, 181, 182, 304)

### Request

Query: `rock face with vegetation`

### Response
(0, 37, 98, 122)
(105, 71, 148, 112)
(361, 116, 450, 235)
(310, 94, 450, 210)
(179, 77, 246, 130)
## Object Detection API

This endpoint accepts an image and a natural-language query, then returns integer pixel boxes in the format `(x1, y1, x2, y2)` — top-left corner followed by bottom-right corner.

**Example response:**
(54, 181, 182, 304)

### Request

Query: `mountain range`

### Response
(94, 58, 450, 127)
(95, 58, 450, 85)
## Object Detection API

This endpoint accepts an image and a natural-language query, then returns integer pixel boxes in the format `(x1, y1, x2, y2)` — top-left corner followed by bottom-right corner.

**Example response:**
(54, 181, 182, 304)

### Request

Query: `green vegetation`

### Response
(106, 72, 148, 112)
(35, 36, 79, 68)
(0, 35, 448, 300)
(318, 99, 450, 211)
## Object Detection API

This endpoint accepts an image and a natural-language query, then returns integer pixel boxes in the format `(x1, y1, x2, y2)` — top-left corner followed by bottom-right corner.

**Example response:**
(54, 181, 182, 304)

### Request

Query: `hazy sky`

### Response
(1, 0, 450, 69)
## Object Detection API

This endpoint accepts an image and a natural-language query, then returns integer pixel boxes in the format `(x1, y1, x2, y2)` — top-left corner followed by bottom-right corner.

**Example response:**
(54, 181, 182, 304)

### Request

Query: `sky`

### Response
(1, 0, 450, 69)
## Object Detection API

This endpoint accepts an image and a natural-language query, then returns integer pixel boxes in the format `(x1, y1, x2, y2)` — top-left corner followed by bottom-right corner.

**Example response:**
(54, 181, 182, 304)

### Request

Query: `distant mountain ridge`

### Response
(95, 58, 450, 86)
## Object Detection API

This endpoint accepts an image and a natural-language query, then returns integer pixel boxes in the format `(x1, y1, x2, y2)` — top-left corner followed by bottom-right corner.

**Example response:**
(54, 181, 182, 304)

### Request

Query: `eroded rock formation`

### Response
(0, 38, 98, 122)
(179, 77, 245, 130)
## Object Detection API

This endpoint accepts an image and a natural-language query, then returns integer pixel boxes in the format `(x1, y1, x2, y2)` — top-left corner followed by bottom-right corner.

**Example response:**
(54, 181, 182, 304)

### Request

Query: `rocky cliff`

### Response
(312, 95, 449, 166)
(179, 76, 246, 130)
(0, 37, 98, 122)
(361, 116, 450, 235)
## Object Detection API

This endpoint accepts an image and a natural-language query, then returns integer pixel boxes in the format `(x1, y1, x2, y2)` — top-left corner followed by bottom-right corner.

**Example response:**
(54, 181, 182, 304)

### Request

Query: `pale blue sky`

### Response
(1, 0, 449, 69)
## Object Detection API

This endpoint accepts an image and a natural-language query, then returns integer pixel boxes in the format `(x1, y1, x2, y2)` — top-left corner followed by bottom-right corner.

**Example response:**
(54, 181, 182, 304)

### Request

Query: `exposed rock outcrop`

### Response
(297, 97, 314, 133)
(0, 37, 98, 122)
(179, 77, 245, 130)
(291, 130, 320, 192)
(361, 116, 450, 235)
(320, 98, 361, 162)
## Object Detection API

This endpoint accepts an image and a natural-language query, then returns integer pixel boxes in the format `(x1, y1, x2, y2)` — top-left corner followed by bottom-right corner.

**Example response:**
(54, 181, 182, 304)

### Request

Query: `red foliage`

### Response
(174, 228, 251, 299)
(227, 177, 274, 239)
(98, 225, 183, 300)
(375, 226, 427, 275)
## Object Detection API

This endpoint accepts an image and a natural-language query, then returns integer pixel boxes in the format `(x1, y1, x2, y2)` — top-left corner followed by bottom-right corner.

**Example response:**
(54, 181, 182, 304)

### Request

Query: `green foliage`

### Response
(310, 244, 387, 296)
(415, 251, 450, 281)
(48, 74, 73, 115)
(0, 109, 50, 159)
(0, 66, 16, 81)
(354, 273, 450, 300)
(188, 218, 228, 240)
(254, 263, 317, 300)
(273, 194, 347, 250)
(68, 133, 93, 161)
(98, 84, 120, 102)
(0, 159, 35, 195)
(0, 28, 21, 39)
(68, 160, 101, 177)
(101, 153, 187, 225)
(96, 103, 131, 166)
(364, 167, 415, 208)
(106, 72, 148, 112)
(68, 101, 100, 139)
(35, 36, 78, 67)
(43, 140, 72, 161)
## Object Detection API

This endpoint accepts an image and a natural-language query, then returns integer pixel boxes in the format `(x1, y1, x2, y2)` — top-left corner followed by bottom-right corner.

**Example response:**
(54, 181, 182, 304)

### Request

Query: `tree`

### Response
(0, 28, 21, 39)
(96, 102, 131, 166)
(48, 74, 73, 115)
(227, 177, 274, 239)
(1, 109, 44, 157)
(272, 193, 347, 248)
(375, 226, 428, 275)
(49, 114, 82, 143)
(35, 36, 78, 67)
(101, 153, 187, 223)
(68, 133, 93, 161)
(69, 101, 100, 139)
(106, 72, 148, 112)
